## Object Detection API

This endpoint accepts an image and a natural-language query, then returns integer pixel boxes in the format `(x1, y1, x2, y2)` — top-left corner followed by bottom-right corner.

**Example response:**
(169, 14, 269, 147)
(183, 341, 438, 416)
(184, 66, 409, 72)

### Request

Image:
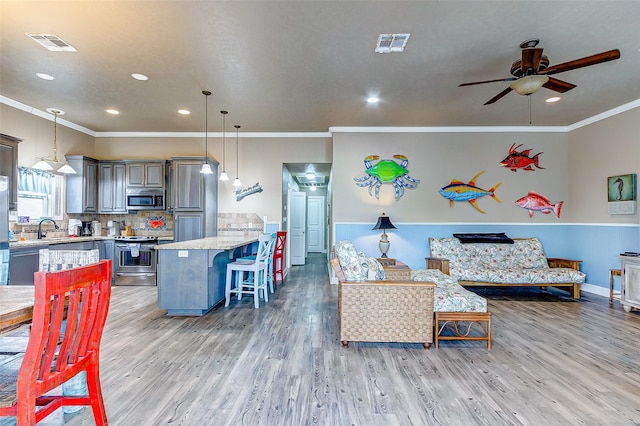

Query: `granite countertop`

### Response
(155, 234, 261, 251)
(9, 235, 174, 249)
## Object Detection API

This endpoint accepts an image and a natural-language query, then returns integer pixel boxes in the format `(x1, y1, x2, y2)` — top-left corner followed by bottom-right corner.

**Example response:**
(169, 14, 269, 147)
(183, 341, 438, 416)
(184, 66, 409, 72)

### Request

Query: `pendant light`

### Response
(200, 90, 214, 174)
(233, 125, 242, 188)
(219, 110, 229, 181)
(33, 109, 76, 174)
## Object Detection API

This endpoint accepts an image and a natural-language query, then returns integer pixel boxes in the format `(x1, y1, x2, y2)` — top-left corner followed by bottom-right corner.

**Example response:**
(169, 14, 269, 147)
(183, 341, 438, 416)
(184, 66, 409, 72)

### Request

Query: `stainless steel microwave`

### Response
(126, 189, 165, 210)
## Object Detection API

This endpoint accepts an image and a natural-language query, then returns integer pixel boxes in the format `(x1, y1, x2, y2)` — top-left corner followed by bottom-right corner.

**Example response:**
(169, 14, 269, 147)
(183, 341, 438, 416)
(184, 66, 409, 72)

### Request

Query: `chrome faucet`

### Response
(37, 218, 59, 239)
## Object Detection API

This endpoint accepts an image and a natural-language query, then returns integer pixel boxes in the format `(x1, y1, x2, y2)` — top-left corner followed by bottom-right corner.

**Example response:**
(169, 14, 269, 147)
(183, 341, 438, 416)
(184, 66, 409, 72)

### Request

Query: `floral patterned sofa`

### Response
(427, 237, 586, 299)
(333, 241, 491, 349)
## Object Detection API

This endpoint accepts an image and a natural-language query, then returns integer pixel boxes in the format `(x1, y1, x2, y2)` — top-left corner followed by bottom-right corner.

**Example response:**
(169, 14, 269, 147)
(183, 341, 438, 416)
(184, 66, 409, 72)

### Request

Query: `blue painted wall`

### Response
(335, 223, 639, 290)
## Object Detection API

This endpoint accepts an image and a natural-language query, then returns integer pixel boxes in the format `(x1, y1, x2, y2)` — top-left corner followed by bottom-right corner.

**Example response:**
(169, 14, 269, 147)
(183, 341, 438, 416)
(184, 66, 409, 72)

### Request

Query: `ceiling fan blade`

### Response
(542, 77, 576, 93)
(521, 48, 543, 73)
(541, 49, 620, 75)
(459, 77, 516, 87)
(484, 87, 513, 105)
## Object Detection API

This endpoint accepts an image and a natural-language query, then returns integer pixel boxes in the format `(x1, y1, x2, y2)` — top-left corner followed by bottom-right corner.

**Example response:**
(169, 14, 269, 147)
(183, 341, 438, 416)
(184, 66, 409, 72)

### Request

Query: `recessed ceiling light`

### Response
(106, 109, 120, 115)
(178, 109, 190, 115)
(131, 73, 149, 81)
(367, 96, 380, 104)
(546, 97, 561, 103)
(36, 73, 55, 80)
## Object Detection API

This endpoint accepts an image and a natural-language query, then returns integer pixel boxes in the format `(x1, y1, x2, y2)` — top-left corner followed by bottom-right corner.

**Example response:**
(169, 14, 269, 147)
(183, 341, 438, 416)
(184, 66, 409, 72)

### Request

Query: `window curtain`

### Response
(18, 166, 53, 194)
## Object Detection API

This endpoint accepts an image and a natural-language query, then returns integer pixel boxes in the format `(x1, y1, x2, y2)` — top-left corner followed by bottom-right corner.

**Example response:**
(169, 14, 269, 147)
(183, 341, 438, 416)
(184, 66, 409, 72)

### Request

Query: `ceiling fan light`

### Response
(57, 161, 76, 174)
(33, 159, 54, 171)
(306, 172, 315, 180)
(510, 75, 549, 95)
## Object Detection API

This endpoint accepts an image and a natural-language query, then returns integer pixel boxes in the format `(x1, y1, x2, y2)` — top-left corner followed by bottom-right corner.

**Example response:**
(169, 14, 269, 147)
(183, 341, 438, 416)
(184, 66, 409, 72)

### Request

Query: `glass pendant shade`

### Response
(233, 177, 242, 187)
(57, 161, 77, 174)
(219, 170, 229, 181)
(200, 90, 213, 175)
(33, 159, 54, 171)
(200, 163, 213, 174)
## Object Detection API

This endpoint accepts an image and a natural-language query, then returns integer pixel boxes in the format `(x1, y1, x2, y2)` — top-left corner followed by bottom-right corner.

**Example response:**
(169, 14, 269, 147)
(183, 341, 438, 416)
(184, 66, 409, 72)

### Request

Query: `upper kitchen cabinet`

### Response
(66, 155, 98, 213)
(0, 134, 21, 211)
(125, 161, 165, 189)
(98, 161, 127, 213)
(171, 157, 218, 241)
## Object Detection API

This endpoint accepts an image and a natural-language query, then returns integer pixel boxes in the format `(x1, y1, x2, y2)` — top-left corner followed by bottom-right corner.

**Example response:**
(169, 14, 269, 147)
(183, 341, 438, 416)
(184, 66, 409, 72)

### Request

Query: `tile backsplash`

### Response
(10, 211, 265, 239)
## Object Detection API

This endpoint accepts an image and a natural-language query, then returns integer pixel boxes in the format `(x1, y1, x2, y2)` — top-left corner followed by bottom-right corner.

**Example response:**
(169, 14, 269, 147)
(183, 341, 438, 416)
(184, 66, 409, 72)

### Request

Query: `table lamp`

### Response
(372, 213, 396, 258)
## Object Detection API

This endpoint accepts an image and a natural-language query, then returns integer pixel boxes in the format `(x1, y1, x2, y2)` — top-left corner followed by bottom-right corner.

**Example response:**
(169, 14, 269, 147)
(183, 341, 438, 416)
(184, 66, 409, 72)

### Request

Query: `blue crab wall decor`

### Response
(354, 154, 420, 200)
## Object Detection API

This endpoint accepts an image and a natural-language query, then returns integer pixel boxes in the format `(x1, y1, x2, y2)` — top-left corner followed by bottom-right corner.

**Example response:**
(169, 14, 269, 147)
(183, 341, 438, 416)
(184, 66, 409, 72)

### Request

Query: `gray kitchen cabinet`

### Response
(126, 161, 165, 188)
(174, 212, 205, 242)
(0, 133, 21, 211)
(9, 246, 39, 285)
(101, 240, 116, 284)
(99, 162, 127, 213)
(171, 157, 218, 242)
(65, 155, 99, 213)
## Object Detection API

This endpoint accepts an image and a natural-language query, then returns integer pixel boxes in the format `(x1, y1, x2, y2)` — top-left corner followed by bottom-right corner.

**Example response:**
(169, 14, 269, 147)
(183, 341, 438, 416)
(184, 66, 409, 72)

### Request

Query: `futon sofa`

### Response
(427, 236, 586, 299)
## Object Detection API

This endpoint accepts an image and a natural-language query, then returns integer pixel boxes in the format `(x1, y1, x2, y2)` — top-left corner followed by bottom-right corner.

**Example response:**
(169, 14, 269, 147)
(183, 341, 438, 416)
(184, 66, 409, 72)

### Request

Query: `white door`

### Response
(307, 196, 325, 253)
(290, 191, 307, 265)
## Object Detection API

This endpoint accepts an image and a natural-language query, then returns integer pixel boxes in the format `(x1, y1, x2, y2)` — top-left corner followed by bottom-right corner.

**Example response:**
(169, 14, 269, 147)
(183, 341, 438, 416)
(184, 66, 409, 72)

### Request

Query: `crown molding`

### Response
(3, 94, 639, 137)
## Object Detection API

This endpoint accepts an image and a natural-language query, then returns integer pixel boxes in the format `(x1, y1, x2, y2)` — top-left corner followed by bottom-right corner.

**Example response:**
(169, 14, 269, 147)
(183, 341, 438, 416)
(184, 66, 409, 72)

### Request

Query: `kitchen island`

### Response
(155, 234, 261, 315)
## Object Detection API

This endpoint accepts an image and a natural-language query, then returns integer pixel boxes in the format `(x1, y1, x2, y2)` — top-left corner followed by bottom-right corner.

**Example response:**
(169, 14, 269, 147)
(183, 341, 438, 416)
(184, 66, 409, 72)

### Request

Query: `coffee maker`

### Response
(80, 221, 93, 236)
(107, 220, 122, 236)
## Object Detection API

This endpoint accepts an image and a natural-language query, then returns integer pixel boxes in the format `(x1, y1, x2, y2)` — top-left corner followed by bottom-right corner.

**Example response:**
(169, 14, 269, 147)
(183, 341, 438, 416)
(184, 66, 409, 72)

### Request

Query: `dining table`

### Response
(0, 286, 35, 334)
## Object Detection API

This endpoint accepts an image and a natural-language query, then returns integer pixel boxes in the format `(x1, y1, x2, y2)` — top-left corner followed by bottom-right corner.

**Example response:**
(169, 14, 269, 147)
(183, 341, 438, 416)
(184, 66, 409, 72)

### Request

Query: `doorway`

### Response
(283, 163, 331, 267)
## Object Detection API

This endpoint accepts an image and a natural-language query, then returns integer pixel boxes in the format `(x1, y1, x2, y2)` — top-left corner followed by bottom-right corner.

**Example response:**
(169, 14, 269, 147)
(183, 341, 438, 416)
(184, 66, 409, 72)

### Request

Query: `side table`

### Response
(610, 268, 621, 304)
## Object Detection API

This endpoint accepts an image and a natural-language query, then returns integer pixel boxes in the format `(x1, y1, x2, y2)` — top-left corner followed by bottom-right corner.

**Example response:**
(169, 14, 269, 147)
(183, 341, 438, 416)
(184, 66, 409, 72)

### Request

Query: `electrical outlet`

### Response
(248, 222, 252, 228)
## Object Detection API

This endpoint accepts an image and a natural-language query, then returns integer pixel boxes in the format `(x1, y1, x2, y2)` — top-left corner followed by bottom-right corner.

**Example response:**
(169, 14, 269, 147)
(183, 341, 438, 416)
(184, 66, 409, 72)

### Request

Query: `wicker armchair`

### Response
(330, 247, 435, 349)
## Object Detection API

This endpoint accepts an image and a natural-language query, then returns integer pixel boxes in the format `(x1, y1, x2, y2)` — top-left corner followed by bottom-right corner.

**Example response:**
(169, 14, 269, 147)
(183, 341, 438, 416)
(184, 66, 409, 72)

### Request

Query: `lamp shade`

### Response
(509, 75, 549, 95)
(372, 214, 396, 231)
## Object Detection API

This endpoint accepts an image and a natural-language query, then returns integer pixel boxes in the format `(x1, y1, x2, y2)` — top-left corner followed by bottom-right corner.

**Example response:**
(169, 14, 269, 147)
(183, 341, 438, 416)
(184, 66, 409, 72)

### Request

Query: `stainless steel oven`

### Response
(114, 236, 158, 285)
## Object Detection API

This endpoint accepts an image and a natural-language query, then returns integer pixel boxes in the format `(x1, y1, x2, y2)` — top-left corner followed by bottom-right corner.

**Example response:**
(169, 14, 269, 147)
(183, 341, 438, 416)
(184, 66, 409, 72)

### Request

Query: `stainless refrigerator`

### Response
(0, 176, 9, 285)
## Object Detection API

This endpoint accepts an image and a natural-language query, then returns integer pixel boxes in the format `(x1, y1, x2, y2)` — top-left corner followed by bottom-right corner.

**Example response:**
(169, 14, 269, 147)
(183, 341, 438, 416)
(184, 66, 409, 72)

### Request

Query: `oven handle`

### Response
(116, 244, 156, 249)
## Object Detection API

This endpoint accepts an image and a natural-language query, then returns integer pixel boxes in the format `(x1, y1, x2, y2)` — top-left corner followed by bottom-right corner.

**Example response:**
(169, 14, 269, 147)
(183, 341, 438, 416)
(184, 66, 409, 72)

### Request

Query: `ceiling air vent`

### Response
(375, 33, 410, 53)
(26, 33, 77, 52)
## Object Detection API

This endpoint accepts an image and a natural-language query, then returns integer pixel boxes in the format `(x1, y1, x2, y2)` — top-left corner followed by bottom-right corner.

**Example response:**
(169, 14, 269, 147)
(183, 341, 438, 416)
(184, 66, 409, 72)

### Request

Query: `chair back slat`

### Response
(21, 260, 111, 393)
(255, 233, 274, 263)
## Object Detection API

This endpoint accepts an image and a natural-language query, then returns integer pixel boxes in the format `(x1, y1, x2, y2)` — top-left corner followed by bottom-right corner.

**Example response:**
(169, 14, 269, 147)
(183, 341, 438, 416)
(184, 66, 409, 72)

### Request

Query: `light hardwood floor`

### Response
(4, 253, 640, 425)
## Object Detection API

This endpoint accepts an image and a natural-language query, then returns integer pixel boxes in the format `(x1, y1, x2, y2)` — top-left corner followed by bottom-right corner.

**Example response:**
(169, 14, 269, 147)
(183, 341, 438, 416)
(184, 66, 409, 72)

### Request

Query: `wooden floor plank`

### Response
(2, 253, 640, 425)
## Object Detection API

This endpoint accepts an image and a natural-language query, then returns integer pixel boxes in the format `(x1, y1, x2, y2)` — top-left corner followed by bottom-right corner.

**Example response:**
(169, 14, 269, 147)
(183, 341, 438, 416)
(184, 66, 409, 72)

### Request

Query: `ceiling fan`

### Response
(459, 39, 620, 105)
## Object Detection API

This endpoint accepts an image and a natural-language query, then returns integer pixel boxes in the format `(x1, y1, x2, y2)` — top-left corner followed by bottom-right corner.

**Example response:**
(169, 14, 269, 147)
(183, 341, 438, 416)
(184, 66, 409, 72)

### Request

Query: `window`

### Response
(17, 167, 65, 222)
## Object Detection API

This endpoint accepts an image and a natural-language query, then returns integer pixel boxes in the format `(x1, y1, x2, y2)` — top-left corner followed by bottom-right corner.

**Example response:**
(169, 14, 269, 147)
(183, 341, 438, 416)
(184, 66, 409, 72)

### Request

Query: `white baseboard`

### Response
(580, 283, 610, 298)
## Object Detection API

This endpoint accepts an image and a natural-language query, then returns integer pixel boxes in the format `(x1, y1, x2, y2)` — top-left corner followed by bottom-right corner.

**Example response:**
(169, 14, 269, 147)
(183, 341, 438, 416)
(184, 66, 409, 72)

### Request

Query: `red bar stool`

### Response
(273, 231, 286, 287)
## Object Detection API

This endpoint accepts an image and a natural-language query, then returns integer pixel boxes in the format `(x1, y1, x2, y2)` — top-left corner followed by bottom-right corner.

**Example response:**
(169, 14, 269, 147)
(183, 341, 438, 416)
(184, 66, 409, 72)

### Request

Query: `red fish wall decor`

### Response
(500, 143, 544, 172)
(515, 191, 563, 218)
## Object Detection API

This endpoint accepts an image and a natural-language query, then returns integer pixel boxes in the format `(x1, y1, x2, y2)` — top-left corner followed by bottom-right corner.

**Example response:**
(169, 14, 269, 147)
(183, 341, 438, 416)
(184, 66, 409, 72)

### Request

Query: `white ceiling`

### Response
(2, 1, 640, 134)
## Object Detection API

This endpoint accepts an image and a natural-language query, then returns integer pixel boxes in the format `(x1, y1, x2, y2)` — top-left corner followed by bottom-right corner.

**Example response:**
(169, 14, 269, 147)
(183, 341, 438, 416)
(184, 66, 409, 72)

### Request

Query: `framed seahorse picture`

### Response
(607, 173, 637, 214)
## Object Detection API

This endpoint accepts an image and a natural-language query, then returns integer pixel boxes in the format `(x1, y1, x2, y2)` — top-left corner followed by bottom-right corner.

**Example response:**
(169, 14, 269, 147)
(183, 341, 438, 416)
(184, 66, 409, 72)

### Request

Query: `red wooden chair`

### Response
(272, 231, 286, 287)
(0, 260, 112, 425)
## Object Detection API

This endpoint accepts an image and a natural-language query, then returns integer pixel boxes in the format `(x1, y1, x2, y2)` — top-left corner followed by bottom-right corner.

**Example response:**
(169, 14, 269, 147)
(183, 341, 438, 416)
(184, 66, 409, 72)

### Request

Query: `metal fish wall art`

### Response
(439, 171, 501, 214)
(500, 143, 544, 172)
(515, 191, 563, 218)
(236, 182, 263, 201)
